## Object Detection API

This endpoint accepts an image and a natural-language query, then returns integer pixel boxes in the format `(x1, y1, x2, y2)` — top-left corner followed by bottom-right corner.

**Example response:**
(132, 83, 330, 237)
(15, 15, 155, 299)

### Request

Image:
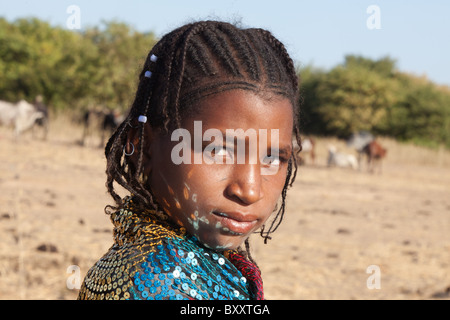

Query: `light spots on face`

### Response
(174, 217, 183, 226)
(183, 182, 191, 201)
(198, 216, 210, 224)
(214, 242, 233, 250)
(162, 197, 171, 208)
(203, 242, 212, 249)
(187, 168, 194, 179)
(159, 172, 245, 250)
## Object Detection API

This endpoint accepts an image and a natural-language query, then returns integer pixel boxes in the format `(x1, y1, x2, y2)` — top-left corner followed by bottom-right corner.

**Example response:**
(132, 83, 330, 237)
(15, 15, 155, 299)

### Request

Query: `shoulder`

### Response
(77, 242, 150, 300)
(78, 235, 250, 300)
(78, 240, 194, 300)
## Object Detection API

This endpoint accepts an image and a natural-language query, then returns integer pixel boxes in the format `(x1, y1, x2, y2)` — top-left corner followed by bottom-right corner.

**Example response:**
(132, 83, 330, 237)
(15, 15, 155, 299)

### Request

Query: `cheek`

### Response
(262, 166, 289, 211)
(154, 166, 209, 218)
(266, 164, 289, 192)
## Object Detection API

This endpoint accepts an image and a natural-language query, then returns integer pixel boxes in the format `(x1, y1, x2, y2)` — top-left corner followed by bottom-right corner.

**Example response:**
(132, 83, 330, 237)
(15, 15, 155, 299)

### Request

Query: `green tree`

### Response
(313, 60, 398, 137)
(0, 17, 100, 109)
(0, 17, 157, 112)
(83, 21, 157, 111)
(299, 54, 450, 148)
(343, 55, 397, 78)
(298, 65, 329, 134)
(386, 73, 450, 147)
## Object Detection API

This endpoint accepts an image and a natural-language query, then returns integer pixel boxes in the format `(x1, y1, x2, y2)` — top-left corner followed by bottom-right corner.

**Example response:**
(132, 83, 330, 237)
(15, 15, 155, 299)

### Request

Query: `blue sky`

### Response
(2, 0, 450, 86)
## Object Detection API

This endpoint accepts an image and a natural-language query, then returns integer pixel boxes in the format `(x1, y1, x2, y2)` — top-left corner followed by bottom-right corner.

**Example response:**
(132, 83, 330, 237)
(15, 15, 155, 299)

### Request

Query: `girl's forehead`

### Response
(182, 89, 294, 128)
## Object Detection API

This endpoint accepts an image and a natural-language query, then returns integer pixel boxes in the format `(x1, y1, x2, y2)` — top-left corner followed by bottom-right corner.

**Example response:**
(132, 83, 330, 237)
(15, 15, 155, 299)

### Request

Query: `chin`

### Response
(196, 233, 246, 251)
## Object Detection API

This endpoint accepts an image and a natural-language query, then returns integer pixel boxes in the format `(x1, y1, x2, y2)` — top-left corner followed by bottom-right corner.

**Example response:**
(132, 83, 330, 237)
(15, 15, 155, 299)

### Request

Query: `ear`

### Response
(125, 123, 154, 177)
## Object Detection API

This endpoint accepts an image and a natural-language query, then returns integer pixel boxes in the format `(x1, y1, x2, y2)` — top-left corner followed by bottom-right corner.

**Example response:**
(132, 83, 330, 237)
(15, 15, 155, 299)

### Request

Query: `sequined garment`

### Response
(77, 197, 263, 300)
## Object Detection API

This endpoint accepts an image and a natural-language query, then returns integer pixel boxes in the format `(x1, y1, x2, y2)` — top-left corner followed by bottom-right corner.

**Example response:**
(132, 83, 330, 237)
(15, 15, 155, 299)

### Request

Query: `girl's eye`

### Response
(204, 144, 234, 162)
(262, 154, 289, 168)
(262, 155, 281, 167)
(260, 155, 287, 176)
(214, 146, 229, 157)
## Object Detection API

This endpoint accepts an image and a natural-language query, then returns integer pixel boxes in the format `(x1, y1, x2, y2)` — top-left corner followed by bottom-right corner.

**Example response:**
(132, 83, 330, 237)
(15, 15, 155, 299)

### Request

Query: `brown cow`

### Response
(361, 140, 387, 173)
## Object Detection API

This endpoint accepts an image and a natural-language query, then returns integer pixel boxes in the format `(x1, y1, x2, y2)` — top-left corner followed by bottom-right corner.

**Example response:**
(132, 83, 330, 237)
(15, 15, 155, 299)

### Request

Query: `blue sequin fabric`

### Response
(77, 198, 251, 300)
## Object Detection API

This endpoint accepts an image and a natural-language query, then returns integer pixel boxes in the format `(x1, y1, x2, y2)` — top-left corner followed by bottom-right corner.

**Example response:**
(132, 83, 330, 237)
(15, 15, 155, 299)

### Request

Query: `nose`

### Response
(225, 163, 263, 205)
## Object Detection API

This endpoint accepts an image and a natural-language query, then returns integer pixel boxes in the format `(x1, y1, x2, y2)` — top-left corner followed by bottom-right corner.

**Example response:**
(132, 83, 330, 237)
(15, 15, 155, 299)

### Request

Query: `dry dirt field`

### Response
(0, 115, 449, 300)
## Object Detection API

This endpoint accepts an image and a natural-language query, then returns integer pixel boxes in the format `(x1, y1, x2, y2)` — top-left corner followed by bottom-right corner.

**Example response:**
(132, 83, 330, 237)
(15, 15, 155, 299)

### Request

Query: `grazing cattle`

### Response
(32, 95, 49, 140)
(346, 131, 375, 151)
(81, 108, 124, 147)
(327, 145, 358, 170)
(0, 100, 45, 137)
(361, 140, 387, 173)
(346, 131, 375, 169)
(293, 137, 316, 165)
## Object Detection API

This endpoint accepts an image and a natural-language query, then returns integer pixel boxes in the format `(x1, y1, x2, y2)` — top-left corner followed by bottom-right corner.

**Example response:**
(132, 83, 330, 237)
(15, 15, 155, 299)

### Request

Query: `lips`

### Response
(211, 210, 258, 235)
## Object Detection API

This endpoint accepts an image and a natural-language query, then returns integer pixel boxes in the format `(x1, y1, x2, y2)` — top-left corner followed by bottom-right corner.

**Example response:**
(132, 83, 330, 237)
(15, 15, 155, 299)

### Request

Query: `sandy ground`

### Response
(0, 119, 449, 300)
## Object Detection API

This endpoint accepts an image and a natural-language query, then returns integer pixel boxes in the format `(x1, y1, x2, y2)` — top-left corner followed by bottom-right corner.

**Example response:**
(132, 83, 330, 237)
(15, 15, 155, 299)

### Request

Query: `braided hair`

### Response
(104, 20, 302, 247)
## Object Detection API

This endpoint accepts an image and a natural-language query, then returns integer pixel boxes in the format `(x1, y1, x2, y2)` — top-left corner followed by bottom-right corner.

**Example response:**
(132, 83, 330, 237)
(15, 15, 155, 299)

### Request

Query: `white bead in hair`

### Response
(138, 115, 147, 123)
(150, 54, 158, 62)
(144, 71, 152, 78)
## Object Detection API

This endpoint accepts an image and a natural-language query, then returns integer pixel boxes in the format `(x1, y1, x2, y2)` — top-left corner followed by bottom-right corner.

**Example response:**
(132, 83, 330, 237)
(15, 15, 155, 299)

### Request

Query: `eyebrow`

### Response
(270, 145, 292, 158)
(226, 137, 293, 158)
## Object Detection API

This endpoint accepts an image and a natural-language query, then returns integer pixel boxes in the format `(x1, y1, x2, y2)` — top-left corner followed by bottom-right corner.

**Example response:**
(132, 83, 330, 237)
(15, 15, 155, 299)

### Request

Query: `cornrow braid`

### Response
(216, 24, 261, 81)
(104, 21, 302, 248)
(258, 28, 299, 100)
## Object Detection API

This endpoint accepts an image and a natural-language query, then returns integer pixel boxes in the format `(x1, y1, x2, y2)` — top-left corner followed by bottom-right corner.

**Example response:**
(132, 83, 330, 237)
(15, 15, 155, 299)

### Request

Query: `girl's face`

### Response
(145, 89, 294, 250)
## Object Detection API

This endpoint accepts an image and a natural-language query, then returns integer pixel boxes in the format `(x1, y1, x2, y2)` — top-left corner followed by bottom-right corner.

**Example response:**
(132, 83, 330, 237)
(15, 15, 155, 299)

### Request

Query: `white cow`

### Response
(292, 136, 316, 165)
(346, 131, 374, 152)
(327, 145, 358, 170)
(0, 100, 45, 137)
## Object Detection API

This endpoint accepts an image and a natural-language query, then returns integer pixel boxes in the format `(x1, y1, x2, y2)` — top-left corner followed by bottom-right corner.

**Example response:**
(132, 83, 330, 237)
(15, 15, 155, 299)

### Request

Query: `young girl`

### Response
(78, 20, 301, 300)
